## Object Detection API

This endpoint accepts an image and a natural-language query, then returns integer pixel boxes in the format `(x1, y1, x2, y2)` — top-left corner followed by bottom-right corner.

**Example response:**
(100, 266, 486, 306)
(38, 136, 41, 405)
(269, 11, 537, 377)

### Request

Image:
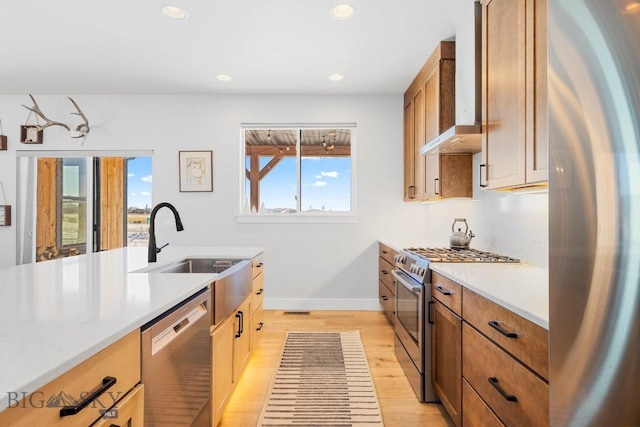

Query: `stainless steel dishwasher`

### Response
(141, 288, 211, 426)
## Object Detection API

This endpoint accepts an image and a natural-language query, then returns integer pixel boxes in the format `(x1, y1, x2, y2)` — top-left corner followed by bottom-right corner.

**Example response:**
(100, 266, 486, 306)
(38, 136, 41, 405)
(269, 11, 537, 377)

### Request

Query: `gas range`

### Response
(394, 247, 520, 284)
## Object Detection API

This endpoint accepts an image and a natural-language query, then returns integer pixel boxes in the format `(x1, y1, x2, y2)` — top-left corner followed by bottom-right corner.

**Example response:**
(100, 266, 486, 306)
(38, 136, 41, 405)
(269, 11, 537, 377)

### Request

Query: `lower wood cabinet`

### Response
(90, 384, 144, 427)
(431, 272, 463, 427)
(378, 242, 398, 324)
(211, 313, 235, 427)
(430, 273, 549, 427)
(432, 299, 462, 427)
(462, 380, 504, 427)
(0, 330, 141, 427)
(211, 295, 253, 427)
(251, 255, 265, 350)
(462, 323, 549, 427)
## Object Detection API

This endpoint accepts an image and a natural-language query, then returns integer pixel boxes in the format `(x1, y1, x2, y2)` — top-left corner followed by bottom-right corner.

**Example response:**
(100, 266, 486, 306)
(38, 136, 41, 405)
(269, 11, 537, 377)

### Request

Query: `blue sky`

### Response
(127, 156, 152, 209)
(246, 156, 351, 211)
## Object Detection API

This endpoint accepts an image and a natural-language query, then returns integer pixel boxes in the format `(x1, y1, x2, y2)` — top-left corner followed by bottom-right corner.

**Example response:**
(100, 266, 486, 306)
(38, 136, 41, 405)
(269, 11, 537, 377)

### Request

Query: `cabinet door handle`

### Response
(435, 285, 452, 296)
(488, 377, 518, 402)
(382, 250, 388, 254)
(408, 185, 416, 199)
(256, 262, 263, 268)
(428, 301, 434, 324)
(434, 178, 439, 195)
(479, 164, 487, 188)
(256, 322, 264, 331)
(488, 320, 518, 338)
(256, 288, 264, 295)
(235, 312, 243, 338)
(381, 270, 389, 275)
(381, 295, 388, 301)
(60, 376, 117, 417)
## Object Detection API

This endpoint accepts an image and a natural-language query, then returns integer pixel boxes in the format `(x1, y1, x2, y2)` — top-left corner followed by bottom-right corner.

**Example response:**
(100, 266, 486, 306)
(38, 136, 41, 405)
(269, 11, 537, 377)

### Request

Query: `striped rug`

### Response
(258, 331, 384, 426)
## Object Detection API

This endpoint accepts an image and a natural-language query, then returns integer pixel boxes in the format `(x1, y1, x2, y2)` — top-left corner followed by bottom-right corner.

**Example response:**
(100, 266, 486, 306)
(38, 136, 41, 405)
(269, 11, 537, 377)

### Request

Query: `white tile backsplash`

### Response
(422, 154, 549, 267)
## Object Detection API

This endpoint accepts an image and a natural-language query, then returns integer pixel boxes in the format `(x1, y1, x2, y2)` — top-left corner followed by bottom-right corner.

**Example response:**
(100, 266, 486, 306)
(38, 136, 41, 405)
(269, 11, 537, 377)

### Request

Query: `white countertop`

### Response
(379, 240, 549, 330)
(430, 263, 549, 329)
(0, 246, 262, 411)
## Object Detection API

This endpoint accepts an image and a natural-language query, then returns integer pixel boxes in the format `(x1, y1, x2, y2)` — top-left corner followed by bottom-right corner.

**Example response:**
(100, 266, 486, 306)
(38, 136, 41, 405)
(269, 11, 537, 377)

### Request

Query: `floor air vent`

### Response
(283, 311, 311, 315)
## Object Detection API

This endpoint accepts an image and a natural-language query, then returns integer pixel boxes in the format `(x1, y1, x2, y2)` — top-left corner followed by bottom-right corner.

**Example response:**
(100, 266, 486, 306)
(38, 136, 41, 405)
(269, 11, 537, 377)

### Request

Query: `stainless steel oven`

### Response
(392, 252, 437, 403)
(393, 269, 435, 402)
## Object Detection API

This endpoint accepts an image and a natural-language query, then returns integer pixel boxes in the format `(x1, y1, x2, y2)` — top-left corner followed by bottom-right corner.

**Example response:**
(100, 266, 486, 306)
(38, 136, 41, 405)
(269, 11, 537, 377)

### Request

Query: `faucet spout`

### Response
(148, 202, 184, 262)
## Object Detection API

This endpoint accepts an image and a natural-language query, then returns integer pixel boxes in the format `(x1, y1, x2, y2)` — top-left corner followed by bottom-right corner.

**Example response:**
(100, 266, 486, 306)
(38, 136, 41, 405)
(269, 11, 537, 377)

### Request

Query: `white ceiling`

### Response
(0, 0, 467, 95)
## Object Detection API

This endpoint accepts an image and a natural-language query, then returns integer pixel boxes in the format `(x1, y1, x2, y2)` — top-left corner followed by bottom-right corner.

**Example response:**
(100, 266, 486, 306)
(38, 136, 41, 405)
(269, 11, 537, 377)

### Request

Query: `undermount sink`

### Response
(148, 258, 246, 274)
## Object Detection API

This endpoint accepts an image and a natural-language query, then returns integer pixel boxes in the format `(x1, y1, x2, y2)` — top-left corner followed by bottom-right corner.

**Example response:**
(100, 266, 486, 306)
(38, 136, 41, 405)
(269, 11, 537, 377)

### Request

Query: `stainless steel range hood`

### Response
(421, 2, 482, 156)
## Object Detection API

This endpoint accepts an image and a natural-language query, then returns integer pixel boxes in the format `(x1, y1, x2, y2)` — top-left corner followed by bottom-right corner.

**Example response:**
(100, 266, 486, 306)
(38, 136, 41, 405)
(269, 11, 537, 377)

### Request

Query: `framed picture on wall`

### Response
(179, 150, 213, 192)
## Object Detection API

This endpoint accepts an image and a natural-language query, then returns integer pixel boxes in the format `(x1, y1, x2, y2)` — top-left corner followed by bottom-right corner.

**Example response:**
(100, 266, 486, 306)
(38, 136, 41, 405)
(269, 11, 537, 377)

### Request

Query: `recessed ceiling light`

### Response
(622, 1, 640, 14)
(162, 5, 188, 20)
(216, 75, 232, 82)
(329, 74, 344, 81)
(330, 4, 356, 20)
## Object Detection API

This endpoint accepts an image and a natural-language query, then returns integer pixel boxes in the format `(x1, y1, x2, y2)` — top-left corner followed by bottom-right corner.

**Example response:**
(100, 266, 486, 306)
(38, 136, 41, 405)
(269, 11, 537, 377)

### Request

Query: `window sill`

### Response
(236, 213, 360, 224)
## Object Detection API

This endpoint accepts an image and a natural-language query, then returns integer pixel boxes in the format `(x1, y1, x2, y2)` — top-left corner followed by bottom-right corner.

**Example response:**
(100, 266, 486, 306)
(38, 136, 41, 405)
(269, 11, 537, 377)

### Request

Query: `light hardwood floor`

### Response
(219, 310, 454, 427)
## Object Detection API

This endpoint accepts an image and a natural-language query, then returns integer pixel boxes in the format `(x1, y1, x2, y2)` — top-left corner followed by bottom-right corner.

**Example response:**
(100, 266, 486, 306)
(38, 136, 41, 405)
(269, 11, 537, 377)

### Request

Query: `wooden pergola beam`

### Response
(245, 145, 350, 157)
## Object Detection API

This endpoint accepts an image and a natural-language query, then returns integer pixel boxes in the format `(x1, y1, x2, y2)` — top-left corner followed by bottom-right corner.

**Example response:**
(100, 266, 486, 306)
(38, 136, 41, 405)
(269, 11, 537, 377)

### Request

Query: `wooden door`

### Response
(211, 315, 235, 426)
(233, 297, 252, 381)
(98, 157, 125, 250)
(482, 0, 527, 188)
(403, 102, 416, 200)
(432, 299, 462, 427)
(526, 0, 548, 183)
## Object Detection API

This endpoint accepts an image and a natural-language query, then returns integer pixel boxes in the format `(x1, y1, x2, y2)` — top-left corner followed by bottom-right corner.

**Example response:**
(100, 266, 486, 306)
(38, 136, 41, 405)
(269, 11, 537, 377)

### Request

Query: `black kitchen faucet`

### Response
(148, 202, 184, 262)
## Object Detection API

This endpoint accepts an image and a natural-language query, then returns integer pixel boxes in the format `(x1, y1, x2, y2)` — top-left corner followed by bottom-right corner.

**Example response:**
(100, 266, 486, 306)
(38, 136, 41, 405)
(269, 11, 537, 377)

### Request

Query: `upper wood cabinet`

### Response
(480, 0, 548, 189)
(404, 41, 473, 201)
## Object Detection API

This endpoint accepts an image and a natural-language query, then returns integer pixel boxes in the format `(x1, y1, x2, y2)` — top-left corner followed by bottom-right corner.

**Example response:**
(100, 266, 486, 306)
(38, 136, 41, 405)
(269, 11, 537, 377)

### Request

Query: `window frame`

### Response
(238, 123, 358, 224)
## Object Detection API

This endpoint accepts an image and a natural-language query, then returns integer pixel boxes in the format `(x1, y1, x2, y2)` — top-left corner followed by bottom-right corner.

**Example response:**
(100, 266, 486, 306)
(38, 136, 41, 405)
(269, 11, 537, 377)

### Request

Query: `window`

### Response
(242, 125, 355, 217)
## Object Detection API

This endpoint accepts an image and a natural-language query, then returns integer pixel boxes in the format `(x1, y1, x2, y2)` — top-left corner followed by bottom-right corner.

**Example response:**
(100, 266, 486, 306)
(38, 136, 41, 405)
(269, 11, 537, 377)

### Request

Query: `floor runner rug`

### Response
(258, 331, 384, 426)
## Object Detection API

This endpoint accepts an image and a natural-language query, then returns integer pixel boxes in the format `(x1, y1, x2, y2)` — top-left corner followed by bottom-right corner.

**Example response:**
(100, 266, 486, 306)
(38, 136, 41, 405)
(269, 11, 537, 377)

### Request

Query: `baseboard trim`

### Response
(264, 298, 382, 311)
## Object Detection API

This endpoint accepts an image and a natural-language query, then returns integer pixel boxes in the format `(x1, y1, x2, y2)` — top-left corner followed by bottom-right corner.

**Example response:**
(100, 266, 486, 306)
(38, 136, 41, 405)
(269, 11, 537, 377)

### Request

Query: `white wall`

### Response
(0, 94, 432, 309)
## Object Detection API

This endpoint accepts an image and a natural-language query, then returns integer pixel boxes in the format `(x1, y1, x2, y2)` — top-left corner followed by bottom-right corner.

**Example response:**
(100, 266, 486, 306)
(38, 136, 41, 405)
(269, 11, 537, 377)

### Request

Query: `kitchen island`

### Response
(0, 246, 263, 414)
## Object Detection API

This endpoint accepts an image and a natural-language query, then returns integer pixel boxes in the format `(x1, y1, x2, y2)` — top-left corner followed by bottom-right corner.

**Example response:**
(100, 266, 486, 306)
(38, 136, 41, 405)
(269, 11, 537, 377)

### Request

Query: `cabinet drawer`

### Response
(0, 330, 140, 427)
(252, 272, 264, 313)
(378, 280, 395, 322)
(463, 323, 549, 427)
(432, 272, 462, 316)
(91, 384, 144, 427)
(462, 379, 504, 427)
(252, 254, 264, 278)
(379, 257, 395, 292)
(462, 289, 548, 379)
(379, 242, 398, 265)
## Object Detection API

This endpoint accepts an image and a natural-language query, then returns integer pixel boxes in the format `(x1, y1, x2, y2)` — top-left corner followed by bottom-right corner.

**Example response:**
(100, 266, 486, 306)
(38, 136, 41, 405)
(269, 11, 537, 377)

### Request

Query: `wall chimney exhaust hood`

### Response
(421, 1, 482, 156)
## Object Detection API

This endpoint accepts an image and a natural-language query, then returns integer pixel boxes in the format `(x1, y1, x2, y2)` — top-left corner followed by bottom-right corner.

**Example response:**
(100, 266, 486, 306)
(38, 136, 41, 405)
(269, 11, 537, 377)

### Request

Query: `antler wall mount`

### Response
(21, 94, 90, 143)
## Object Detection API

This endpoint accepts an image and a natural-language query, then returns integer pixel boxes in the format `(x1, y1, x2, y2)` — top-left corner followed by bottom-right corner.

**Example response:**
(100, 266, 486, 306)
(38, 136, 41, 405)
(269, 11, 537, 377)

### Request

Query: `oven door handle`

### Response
(391, 270, 422, 295)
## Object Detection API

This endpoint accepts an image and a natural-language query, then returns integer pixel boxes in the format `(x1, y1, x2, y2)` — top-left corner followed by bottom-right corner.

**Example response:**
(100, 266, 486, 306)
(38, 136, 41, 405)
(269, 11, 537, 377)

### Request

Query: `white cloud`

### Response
(312, 181, 328, 187)
(320, 171, 339, 178)
(140, 191, 151, 196)
(141, 175, 152, 183)
(128, 173, 135, 178)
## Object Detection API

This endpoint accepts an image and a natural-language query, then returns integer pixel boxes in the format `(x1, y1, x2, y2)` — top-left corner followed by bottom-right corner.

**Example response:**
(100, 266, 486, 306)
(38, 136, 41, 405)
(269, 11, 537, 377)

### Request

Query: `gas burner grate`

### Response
(404, 247, 520, 263)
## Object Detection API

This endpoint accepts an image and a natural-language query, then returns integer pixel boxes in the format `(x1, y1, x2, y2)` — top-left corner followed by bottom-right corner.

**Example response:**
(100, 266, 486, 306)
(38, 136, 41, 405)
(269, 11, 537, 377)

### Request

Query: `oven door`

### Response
(392, 269, 424, 372)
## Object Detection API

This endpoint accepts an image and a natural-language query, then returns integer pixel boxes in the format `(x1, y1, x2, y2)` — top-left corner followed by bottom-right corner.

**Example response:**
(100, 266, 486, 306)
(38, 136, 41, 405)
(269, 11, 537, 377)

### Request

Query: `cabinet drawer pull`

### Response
(488, 377, 518, 402)
(381, 295, 388, 301)
(60, 376, 117, 417)
(408, 185, 416, 199)
(381, 270, 389, 275)
(256, 262, 263, 268)
(435, 285, 452, 296)
(256, 288, 264, 295)
(434, 178, 439, 195)
(479, 164, 487, 188)
(256, 322, 264, 331)
(382, 250, 388, 254)
(489, 320, 518, 338)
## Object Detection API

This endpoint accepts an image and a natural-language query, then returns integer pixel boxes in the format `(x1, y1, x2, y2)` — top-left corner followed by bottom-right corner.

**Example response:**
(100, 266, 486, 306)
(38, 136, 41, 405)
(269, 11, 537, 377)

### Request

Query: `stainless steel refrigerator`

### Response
(549, 0, 640, 426)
